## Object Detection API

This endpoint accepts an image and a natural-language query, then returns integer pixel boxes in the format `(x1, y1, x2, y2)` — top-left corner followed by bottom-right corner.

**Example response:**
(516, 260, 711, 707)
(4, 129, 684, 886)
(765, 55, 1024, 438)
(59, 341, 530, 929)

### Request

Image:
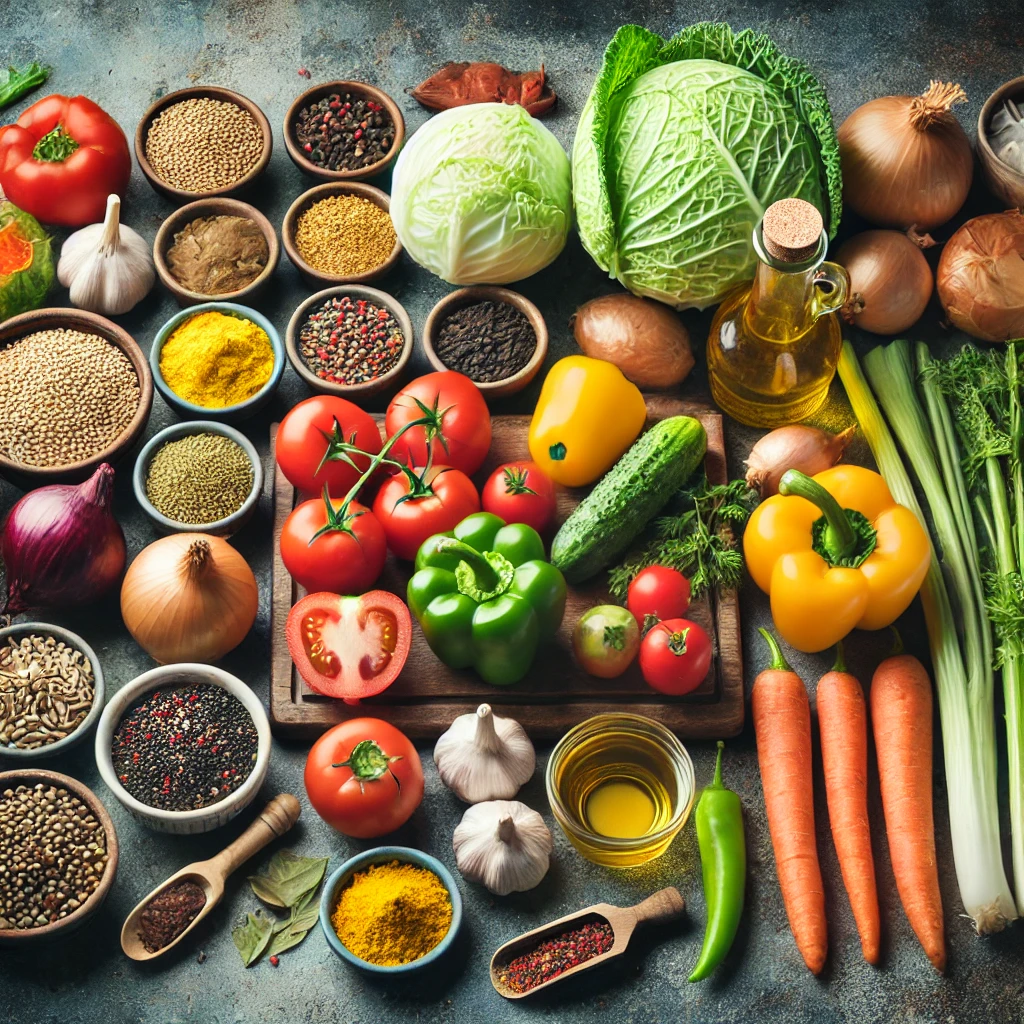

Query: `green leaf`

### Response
(248, 851, 328, 910)
(267, 891, 321, 957)
(232, 911, 275, 967)
(0, 62, 49, 110)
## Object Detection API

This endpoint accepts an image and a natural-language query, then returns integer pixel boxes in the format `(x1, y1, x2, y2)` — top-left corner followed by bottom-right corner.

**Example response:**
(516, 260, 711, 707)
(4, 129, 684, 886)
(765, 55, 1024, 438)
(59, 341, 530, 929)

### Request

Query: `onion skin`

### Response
(1, 463, 125, 614)
(120, 534, 258, 664)
(937, 210, 1024, 343)
(745, 425, 857, 498)
(836, 230, 933, 335)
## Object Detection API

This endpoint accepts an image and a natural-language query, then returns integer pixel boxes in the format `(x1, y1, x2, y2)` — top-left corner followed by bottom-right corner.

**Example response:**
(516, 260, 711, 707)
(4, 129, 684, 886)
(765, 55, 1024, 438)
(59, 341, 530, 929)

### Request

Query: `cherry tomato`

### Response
(304, 717, 423, 837)
(482, 461, 557, 533)
(373, 464, 480, 560)
(385, 371, 491, 476)
(639, 617, 712, 696)
(572, 605, 640, 678)
(276, 395, 382, 498)
(627, 566, 691, 630)
(280, 496, 386, 594)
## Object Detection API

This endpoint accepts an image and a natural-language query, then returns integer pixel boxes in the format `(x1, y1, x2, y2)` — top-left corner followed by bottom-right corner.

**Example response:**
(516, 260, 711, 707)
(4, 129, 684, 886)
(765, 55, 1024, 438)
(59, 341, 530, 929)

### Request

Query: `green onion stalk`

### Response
(838, 341, 1017, 933)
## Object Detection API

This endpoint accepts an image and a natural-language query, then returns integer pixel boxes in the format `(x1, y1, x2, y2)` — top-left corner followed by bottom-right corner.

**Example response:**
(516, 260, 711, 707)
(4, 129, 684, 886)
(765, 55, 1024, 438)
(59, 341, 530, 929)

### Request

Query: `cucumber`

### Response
(550, 415, 707, 583)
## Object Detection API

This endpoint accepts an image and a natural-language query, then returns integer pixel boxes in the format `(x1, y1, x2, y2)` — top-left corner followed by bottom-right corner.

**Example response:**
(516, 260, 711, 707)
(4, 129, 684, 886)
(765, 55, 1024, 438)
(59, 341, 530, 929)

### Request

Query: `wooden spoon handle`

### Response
(207, 793, 301, 880)
(631, 887, 685, 927)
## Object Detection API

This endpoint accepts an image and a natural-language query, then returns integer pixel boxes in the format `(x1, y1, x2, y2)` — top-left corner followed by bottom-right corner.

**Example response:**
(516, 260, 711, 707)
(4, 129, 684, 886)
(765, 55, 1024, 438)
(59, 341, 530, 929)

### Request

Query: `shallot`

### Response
(745, 425, 857, 498)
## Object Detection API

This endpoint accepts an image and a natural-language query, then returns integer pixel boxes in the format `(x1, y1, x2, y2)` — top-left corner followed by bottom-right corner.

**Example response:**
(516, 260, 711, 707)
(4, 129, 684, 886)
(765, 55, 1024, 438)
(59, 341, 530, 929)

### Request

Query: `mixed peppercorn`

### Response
(293, 92, 395, 172)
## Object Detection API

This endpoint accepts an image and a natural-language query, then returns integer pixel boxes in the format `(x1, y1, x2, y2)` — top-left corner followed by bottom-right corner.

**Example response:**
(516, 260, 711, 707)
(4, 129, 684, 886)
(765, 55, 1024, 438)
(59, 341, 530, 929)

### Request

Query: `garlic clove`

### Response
(453, 799, 553, 895)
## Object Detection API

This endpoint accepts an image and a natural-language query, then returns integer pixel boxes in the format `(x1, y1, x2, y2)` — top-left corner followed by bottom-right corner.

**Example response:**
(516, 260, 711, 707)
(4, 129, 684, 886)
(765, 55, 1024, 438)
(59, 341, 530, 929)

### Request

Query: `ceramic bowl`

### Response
(422, 287, 548, 399)
(0, 623, 105, 762)
(132, 421, 264, 537)
(283, 80, 404, 183)
(978, 75, 1024, 208)
(153, 197, 280, 306)
(0, 768, 119, 945)
(95, 663, 271, 835)
(319, 847, 463, 973)
(0, 307, 154, 485)
(282, 181, 402, 287)
(135, 86, 273, 202)
(285, 284, 413, 400)
(151, 302, 284, 422)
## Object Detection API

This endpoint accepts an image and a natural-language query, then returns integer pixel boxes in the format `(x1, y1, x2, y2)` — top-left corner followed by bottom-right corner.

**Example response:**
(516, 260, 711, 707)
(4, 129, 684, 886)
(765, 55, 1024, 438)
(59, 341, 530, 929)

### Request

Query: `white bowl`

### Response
(94, 663, 271, 834)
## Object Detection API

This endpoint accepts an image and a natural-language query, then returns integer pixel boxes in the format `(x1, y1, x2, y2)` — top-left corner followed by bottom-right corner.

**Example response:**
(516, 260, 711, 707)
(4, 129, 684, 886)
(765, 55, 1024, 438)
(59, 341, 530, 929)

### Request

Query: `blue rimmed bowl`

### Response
(151, 302, 284, 422)
(319, 847, 463, 974)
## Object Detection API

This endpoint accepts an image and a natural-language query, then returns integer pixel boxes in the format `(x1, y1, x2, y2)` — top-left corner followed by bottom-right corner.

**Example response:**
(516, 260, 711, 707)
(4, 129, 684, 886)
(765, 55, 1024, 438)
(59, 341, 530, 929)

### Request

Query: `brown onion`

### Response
(745, 424, 857, 498)
(836, 230, 934, 334)
(937, 210, 1024, 343)
(838, 81, 973, 230)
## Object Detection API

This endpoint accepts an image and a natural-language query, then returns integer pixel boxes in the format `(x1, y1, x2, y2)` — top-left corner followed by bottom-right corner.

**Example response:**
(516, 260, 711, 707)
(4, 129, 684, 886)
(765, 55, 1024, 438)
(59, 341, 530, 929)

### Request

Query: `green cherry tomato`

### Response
(572, 605, 641, 678)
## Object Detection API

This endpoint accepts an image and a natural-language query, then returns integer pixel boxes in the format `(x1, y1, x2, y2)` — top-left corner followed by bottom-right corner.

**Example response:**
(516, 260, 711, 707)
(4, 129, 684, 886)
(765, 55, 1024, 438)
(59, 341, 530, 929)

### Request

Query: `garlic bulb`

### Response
(58, 194, 154, 315)
(453, 800, 552, 895)
(434, 704, 535, 803)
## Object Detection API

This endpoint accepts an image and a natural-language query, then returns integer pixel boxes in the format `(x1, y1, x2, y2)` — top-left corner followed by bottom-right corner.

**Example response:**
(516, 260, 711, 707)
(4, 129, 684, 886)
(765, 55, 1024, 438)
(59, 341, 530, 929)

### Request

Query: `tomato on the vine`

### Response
(572, 605, 640, 678)
(627, 566, 691, 630)
(482, 461, 557, 533)
(639, 618, 712, 696)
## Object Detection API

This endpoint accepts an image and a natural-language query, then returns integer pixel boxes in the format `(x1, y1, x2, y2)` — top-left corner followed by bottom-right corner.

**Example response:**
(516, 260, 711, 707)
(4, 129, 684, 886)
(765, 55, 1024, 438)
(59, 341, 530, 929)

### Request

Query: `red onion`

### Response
(1, 463, 126, 614)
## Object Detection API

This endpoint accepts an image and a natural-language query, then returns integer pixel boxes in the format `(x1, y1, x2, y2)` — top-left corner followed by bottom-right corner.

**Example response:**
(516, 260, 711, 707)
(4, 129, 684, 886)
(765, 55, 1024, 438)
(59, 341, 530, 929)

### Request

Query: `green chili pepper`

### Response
(689, 740, 746, 982)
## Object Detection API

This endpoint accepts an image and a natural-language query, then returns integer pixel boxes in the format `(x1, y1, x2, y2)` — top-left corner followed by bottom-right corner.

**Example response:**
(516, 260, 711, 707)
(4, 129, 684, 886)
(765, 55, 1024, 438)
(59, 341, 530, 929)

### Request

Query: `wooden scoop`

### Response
(120, 793, 301, 961)
(489, 887, 685, 999)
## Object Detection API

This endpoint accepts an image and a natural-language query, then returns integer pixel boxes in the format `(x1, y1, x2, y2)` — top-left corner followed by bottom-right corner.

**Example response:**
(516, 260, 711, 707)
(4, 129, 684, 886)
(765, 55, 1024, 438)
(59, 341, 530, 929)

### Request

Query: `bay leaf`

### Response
(232, 910, 274, 967)
(248, 851, 328, 909)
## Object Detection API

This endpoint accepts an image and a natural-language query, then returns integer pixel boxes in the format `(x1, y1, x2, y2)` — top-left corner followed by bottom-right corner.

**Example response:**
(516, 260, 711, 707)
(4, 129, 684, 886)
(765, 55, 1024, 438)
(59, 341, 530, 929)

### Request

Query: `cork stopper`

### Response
(762, 199, 823, 262)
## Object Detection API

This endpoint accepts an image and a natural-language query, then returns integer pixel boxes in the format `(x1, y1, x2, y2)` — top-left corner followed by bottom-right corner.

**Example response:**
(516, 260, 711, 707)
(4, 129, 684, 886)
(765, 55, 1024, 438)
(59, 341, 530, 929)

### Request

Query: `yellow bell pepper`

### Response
(528, 355, 647, 487)
(744, 465, 930, 653)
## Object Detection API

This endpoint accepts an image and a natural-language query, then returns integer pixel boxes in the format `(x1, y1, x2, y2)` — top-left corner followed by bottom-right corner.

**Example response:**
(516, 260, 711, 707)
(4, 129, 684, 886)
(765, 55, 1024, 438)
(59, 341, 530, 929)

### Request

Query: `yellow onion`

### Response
(121, 534, 258, 664)
(937, 210, 1024, 343)
(838, 82, 972, 230)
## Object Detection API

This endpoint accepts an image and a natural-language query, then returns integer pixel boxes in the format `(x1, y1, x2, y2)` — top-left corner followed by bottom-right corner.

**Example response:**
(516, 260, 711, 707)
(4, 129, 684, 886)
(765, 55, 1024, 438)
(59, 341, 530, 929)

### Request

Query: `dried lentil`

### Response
(0, 634, 95, 751)
(0, 328, 140, 468)
(146, 97, 263, 193)
(496, 920, 614, 993)
(110, 683, 258, 812)
(293, 194, 396, 277)
(138, 878, 207, 952)
(435, 300, 536, 383)
(0, 783, 109, 931)
(146, 432, 254, 525)
(298, 294, 404, 385)
(293, 92, 394, 172)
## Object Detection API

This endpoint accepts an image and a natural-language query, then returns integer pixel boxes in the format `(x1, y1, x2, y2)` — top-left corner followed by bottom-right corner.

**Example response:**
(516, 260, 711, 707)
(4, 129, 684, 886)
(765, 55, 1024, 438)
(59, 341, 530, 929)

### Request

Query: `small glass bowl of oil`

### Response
(545, 714, 695, 868)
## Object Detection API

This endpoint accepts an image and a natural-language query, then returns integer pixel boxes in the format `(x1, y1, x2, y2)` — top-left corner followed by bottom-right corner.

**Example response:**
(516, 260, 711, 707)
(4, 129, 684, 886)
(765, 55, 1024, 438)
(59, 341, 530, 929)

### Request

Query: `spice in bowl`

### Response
(293, 91, 395, 173)
(496, 920, 614, 994)
(145, 98, 263, 193)
(0, 328, 140, 468)
(138, 879, 207, 952)
(330, 860, 452, 966)
(0, 634, 96, 751)
(294, 194, 396, 277)
(297, 293, 404, 386)
(435, 301, 536, 383)
(0, 782, 109, 930)
(160, 311, 274, 408)
(166, 216, 269, 295)
(110, 682, 258, 812)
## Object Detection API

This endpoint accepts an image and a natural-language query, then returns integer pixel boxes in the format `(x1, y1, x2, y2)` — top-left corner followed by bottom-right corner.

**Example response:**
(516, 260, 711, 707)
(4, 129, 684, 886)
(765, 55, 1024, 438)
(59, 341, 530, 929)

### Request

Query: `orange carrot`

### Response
(752, 628, 828, 974)
(871, 651, 945, 973)
(817, 642, 880, 965)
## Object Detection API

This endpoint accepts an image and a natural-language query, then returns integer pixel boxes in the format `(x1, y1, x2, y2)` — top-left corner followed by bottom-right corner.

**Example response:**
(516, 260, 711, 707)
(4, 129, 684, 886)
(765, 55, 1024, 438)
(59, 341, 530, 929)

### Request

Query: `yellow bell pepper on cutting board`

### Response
(527, 355, 647, 487)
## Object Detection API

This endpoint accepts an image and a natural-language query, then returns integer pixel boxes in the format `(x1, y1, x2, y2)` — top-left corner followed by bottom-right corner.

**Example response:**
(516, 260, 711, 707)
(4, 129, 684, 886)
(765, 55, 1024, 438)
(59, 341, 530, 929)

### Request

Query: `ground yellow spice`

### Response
(330, 860, 453, 966)
(294, 194, 396, 276)
(159, 311, 274, 408)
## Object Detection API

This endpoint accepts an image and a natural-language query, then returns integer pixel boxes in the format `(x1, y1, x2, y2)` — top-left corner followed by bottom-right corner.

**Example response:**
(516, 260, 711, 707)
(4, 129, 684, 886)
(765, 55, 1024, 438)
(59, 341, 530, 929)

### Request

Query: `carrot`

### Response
(871, 651, 945, 973)
(752, 628, 828, 974)
(817, 642, 880, 965)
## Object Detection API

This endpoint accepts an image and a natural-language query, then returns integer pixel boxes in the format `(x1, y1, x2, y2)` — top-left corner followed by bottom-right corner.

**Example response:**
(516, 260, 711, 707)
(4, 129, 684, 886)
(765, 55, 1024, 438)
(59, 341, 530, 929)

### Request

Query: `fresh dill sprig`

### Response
(985, 571, 1024, 667)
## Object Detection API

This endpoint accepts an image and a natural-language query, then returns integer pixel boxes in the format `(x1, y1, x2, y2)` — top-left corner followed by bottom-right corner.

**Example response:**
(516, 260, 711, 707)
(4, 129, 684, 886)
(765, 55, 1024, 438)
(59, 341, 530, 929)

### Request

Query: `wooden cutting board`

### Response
(269, 395, 744, 740)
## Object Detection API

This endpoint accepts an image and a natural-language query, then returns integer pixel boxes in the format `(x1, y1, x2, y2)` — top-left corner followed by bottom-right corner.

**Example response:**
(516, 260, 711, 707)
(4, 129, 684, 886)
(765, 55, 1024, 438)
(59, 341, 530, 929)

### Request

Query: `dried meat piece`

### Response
(409, 62, 556, 116)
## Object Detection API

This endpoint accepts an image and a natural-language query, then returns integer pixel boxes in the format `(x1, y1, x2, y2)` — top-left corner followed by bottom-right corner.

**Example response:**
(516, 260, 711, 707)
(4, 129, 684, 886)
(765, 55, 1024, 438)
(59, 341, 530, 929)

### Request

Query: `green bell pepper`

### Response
(407, 512, 567, 686)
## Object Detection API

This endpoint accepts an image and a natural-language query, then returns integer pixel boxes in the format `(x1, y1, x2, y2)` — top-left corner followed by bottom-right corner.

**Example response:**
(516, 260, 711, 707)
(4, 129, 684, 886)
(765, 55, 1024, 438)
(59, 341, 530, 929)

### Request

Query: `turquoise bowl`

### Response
(319, 846, 463, 974)
(150, 302, 284, 422)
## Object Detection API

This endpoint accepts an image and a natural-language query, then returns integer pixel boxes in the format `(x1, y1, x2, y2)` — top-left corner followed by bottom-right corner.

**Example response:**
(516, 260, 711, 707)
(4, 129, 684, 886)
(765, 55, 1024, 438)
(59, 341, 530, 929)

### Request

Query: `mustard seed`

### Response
(294, 194, 396, 277)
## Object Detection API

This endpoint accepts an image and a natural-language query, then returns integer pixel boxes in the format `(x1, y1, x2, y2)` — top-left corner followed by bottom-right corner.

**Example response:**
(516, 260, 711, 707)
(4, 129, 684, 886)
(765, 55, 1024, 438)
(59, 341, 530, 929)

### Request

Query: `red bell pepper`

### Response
(0, 94, 131, 226)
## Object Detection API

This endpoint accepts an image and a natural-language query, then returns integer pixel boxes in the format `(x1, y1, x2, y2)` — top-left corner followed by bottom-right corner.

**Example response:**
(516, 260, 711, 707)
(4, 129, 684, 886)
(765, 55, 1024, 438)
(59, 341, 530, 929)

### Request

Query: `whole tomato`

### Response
(627, 566, 691, 630)
(639, 618, 713, 696)
(280, 495, 386, 593)
(572, 605, 640, 678)
(385, 371, 491, 476)
(304, 718, 424, 838)
(373, 464, 480, 560)
(482, 461, 557, 533)
(276, 395, 382, 498)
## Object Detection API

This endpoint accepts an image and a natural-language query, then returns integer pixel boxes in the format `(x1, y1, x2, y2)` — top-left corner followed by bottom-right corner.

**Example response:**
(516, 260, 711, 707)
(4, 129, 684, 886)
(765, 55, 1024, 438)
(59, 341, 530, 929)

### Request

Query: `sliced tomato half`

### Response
(286, 591, 412, 703)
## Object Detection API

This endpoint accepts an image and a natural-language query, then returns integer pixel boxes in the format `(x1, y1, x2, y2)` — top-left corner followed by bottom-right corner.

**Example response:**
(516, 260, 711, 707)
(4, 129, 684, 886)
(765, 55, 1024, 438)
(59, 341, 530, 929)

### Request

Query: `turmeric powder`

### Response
(330, 860, 453, 966)
(159, 310, 274, 408)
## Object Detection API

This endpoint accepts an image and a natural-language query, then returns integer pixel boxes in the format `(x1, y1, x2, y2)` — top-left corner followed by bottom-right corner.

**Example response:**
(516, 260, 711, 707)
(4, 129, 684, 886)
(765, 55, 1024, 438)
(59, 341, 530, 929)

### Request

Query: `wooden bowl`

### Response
(283, 80, 405, 183)
(153, 197, 280, 307)
(0, 769, 118, 945)
(285, 284, 414, 400)
(978, 76, 1024, 208)
(135, 86, 273, 202)
(422, 287, 548, 399)
(282, 182, 402, 288)
(0, 308, 154, 485)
